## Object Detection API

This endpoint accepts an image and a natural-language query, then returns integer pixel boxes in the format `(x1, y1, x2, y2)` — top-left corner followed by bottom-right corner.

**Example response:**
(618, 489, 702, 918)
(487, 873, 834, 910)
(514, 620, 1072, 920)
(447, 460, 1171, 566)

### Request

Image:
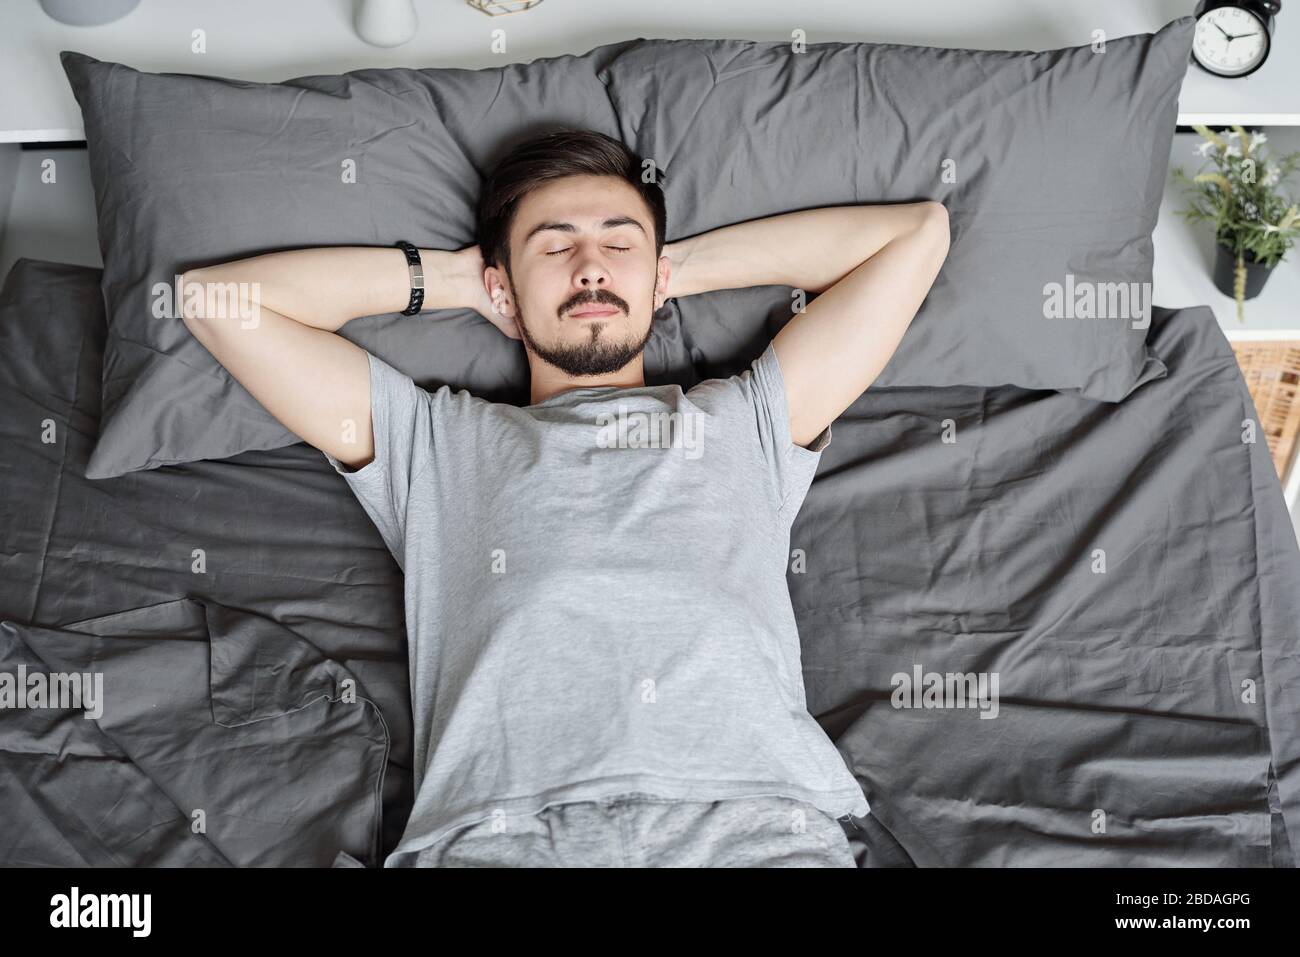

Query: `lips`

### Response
(568, 306, 619, 318)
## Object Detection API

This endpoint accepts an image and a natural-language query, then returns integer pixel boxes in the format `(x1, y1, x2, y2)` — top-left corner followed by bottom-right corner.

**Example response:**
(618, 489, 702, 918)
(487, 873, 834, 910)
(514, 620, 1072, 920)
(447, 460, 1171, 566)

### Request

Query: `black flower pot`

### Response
(1213, 243, 1274, 300)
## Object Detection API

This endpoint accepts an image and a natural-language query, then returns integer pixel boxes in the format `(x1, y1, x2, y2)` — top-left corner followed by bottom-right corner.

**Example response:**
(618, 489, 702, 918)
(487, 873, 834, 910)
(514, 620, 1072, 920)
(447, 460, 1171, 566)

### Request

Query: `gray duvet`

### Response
(1, 258, 1297, 866)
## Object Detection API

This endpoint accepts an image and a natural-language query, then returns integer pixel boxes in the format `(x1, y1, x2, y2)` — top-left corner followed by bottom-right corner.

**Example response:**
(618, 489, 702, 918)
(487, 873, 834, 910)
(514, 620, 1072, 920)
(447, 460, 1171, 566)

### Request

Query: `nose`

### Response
(574, 251, 611, 290)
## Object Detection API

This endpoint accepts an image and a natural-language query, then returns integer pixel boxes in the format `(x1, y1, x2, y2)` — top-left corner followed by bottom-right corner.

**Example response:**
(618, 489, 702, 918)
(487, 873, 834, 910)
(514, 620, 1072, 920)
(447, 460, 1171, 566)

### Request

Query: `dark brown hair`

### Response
(476, 128, 668, 276)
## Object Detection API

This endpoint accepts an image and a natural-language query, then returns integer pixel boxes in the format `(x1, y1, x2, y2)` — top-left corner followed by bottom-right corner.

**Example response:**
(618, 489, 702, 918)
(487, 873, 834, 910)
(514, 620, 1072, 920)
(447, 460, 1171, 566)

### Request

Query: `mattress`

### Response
(1, 257, 1297, 866)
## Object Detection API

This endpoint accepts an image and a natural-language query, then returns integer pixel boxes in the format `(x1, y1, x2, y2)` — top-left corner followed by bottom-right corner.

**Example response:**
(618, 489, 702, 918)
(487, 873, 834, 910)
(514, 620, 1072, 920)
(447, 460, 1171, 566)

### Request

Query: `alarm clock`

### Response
(1192, 0, 1281, 77)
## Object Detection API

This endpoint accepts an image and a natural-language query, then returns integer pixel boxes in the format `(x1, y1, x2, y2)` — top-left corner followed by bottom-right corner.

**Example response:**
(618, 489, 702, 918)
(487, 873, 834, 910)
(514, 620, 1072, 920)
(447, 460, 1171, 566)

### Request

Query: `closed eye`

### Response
(545, 246, 631, 256)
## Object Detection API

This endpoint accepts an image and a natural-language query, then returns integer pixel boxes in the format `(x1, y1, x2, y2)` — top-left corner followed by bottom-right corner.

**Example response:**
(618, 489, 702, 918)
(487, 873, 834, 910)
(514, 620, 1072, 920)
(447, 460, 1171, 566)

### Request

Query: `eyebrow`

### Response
(522, 216, 647, 247)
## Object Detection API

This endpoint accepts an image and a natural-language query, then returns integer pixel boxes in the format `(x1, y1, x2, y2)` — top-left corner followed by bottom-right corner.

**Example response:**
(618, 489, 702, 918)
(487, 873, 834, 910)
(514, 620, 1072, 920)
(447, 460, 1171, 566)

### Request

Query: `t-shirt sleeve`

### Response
(700, 341, 832, 519)
(321, 350, 435, 571)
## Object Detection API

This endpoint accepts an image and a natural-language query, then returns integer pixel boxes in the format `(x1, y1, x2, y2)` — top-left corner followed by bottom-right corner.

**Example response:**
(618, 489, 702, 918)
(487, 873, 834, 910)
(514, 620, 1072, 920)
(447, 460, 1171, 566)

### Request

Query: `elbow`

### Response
(178, 269, 207, 326)
(178, 268, 255, 332)
(919, 201, 951, 264)
(921, 200, 949, 240)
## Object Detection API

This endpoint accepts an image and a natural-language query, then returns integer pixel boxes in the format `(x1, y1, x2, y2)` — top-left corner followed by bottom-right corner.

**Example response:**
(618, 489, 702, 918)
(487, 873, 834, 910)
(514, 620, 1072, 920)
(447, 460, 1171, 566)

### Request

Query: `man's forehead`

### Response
(515, 179, 650, 245)
(520, 213, 647, 246)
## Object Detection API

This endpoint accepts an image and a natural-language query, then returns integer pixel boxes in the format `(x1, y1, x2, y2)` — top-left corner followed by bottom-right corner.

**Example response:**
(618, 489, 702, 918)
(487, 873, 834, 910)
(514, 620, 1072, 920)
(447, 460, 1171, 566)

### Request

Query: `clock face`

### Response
(1194, 6, 1269, 76)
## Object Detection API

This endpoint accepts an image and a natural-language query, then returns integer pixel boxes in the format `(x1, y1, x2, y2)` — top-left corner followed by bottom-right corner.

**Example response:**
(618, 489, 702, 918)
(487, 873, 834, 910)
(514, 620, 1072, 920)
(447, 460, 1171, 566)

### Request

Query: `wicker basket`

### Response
(1231, 340, 1300, 482)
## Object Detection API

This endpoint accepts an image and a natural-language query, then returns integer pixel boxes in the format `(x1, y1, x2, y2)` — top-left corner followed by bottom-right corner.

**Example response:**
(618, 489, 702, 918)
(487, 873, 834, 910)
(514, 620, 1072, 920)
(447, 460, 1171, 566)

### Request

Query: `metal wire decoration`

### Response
(467, 0, 544, 14)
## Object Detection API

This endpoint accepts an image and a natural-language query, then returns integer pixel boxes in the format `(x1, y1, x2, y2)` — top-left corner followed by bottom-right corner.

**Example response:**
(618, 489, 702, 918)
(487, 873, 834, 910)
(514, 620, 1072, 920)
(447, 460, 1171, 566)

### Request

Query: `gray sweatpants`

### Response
(411, 793, 860, 867)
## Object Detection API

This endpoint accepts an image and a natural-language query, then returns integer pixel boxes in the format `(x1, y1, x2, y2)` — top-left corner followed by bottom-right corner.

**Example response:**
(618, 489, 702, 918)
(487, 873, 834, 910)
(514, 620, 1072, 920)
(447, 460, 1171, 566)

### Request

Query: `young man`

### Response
(180, 129, 949, 868)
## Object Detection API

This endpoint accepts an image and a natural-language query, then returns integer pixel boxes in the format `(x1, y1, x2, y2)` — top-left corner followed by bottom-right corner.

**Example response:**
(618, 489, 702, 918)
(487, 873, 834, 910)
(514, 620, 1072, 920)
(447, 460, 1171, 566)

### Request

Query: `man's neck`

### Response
(529, 355, 646, 406)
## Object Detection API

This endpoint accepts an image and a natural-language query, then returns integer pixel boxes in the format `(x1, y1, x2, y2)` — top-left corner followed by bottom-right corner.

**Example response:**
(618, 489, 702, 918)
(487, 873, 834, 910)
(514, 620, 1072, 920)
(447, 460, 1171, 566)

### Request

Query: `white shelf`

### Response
(1, 0, 1299, 143)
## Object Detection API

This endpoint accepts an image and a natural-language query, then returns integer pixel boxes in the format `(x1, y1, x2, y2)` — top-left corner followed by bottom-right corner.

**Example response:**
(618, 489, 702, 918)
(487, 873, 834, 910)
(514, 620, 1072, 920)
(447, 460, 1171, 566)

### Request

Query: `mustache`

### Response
(560, 288, 628, 317)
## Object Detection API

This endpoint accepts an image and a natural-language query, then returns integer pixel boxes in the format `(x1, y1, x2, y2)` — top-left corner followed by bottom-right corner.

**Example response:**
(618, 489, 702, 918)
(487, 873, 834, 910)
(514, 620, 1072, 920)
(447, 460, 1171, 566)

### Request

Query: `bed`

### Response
(2, 14, 1298, 867)
(1, 256, 1296, 867)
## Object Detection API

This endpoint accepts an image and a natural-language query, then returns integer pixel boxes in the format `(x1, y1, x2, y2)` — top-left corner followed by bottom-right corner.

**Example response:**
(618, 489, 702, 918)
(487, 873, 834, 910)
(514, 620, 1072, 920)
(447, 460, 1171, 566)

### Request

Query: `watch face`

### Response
(1194, 6, 1269, 76)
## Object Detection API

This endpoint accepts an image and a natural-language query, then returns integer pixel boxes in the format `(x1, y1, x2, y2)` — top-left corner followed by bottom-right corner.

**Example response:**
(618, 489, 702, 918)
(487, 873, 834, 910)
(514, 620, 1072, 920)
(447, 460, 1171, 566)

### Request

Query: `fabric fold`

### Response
(0, 597, 390, 867)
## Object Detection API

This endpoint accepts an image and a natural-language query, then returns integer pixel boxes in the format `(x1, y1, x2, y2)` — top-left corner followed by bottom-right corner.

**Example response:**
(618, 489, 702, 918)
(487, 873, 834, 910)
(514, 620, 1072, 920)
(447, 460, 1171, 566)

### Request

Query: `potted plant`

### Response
(1171, 125, 1300, 323)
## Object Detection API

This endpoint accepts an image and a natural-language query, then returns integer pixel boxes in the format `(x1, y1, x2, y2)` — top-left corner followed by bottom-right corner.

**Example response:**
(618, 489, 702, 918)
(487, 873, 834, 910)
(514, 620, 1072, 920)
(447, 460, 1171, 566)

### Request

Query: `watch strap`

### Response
(396, 241, 425, 315)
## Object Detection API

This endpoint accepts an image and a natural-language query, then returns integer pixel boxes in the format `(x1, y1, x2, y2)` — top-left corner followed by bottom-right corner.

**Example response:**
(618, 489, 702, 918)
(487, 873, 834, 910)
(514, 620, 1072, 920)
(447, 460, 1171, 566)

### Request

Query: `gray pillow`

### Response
(61, 17, 1193, 479)
(601, 18, 1194, 397)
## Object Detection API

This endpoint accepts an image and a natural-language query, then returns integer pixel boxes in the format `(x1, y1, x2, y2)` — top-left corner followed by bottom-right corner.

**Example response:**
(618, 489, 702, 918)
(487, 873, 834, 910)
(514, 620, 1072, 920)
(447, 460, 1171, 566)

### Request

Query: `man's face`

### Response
(489, 174, 667, 377)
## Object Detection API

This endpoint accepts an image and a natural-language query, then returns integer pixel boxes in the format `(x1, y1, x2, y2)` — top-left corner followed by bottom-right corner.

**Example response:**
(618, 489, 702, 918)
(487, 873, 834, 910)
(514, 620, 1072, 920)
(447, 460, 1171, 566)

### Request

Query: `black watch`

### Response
(396, 241, 425, 315)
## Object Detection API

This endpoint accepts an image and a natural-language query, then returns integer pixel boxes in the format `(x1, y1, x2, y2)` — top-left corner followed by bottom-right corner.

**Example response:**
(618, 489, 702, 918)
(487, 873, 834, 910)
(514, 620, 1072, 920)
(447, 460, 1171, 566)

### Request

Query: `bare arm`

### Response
(179, 245, 501, 470)
(665, 201, 950, 446)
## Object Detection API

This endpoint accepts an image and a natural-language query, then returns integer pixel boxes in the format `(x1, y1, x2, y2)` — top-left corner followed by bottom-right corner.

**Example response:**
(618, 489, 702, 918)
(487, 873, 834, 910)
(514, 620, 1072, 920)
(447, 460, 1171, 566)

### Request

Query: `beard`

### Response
(509, 274, 653, 377)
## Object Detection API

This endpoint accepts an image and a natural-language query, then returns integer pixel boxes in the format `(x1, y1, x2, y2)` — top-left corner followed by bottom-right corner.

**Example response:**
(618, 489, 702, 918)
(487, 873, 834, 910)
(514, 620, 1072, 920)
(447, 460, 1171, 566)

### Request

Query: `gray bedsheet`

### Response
(1, 258, 1297, 866)
(0, 260, 410, 865)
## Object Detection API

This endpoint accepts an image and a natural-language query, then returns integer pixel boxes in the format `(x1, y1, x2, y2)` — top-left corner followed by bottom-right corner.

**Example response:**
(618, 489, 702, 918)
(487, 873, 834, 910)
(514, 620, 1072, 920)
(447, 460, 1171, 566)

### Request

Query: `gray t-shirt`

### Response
(324, 342, 870, 866)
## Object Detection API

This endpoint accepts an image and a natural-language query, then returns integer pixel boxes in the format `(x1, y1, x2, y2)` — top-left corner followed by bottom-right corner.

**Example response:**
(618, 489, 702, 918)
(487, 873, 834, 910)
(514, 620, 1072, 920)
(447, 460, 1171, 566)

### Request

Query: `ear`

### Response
(486, 267, 517, 319)
(492, 287, 516, 320)
(653, 253, 671, 311)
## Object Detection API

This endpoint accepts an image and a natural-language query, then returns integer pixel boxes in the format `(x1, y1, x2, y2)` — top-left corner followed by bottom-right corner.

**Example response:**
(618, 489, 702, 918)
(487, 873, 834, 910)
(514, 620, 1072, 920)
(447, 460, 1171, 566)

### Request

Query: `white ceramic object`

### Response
(354, 0, 419, 47)
(39, 0, 141, 26)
